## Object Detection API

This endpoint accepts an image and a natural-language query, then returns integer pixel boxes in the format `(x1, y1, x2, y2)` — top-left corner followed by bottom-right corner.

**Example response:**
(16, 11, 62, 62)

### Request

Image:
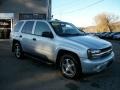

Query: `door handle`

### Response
(19, 35, 22, 38)
(33, 38, 36, 41)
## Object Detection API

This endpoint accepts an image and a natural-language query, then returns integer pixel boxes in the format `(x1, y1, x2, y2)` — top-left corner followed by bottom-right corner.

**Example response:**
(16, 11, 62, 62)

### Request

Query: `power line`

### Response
(53, 0, 104, 20)
(64, 0, 104, 14)
(53, 0, 81, 12)
(53, 0, 77, 9)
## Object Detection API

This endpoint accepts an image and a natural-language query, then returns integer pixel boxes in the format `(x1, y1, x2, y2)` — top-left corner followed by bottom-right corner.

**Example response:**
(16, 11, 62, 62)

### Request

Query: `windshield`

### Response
(49, 22, 85, 37)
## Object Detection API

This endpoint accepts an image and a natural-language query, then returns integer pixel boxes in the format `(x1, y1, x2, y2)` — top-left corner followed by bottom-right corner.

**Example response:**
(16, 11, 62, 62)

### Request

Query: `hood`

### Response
(65, 35, 111, 49)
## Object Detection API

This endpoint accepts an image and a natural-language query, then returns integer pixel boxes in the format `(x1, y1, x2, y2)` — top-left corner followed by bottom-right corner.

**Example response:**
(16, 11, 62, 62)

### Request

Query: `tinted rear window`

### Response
(14, 21, 24, 32)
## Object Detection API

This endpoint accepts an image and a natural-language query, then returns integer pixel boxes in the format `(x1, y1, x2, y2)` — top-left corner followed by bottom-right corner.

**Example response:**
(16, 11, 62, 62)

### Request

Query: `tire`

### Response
(14, 43, 24, 59)
(59, 53, 82, 79)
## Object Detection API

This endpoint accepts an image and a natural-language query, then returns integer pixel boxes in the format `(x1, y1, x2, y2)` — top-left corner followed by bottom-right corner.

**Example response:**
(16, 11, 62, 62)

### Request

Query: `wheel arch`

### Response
(56, 49, 81, 68)
(12, 39, 21, 52)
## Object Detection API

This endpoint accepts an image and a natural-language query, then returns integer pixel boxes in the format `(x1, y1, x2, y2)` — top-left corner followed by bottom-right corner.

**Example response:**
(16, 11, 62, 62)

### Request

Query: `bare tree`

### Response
(95, 13, 119, 32)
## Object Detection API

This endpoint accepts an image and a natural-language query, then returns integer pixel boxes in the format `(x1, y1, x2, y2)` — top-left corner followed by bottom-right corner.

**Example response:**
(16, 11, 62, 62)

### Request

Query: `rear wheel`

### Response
(14, 43, 24, 59)
(60, 54, 81, 79)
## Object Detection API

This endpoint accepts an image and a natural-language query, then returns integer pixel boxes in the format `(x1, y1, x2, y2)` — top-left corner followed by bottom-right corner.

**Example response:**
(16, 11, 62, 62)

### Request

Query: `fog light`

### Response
(94, 66, 101, 72)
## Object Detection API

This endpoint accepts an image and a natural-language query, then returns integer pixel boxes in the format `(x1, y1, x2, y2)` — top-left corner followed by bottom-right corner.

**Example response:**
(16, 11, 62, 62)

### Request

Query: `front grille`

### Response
(101, 46, 112, 52)
(89, 46, 113, 59)
(100, 46, 112, 57)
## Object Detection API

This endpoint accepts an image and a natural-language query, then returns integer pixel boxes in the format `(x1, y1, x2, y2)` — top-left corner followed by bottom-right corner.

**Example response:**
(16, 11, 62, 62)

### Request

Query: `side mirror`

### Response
(42, 31, 54, 38)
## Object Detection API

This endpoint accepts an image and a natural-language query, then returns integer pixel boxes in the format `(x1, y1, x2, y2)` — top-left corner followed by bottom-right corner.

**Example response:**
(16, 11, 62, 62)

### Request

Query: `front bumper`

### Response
(80, 52, 114, 73)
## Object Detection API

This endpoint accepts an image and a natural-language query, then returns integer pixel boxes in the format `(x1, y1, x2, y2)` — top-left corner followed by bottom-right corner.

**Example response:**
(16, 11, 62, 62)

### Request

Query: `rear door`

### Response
(20, 21, 35, 54)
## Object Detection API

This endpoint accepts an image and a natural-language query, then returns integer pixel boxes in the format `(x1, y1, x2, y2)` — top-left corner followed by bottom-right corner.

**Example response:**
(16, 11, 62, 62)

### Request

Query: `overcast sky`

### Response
(52, 0, 120, 27)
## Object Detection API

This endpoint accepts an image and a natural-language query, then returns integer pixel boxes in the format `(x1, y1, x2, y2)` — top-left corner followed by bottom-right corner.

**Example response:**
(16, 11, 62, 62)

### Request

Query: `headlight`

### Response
(87, 49, 101, 59)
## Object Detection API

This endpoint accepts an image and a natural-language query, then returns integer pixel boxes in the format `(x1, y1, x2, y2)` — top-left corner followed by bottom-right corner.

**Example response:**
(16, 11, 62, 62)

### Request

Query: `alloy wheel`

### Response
(61, 58, 76, 78)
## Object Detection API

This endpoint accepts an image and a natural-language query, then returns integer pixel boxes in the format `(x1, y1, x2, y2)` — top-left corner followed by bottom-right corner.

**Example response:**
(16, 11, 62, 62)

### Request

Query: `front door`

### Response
(32, 21, 56, 61)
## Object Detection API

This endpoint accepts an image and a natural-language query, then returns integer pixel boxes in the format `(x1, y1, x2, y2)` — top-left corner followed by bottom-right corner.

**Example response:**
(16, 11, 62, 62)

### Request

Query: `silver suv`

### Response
(10, 20, 114, 79)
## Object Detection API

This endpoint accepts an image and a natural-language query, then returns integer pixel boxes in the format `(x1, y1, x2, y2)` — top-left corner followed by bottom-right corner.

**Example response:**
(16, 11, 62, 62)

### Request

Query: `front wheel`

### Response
(14, 43, 24, 59)
(60, 54, 81, 79)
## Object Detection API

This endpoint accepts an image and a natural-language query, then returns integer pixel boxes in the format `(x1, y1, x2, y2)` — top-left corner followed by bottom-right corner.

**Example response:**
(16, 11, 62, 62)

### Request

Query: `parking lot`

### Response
(0, 39, 120, 90)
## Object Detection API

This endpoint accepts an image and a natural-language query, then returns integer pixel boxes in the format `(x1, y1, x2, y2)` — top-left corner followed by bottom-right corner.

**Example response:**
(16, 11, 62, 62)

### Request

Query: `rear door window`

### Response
(21, 21, 34, 34)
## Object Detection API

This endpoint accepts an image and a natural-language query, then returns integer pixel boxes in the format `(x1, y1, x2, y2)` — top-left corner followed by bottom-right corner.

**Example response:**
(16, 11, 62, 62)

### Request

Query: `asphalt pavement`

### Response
(0, 39, 120, 90)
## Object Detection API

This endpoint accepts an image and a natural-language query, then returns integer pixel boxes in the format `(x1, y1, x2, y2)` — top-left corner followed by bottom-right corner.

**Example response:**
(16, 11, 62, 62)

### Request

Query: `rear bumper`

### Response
(80, 52, 114, 73)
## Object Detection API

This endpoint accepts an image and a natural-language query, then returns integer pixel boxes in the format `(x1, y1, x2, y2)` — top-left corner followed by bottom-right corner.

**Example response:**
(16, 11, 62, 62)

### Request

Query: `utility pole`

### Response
(47, 0, 52, 20)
